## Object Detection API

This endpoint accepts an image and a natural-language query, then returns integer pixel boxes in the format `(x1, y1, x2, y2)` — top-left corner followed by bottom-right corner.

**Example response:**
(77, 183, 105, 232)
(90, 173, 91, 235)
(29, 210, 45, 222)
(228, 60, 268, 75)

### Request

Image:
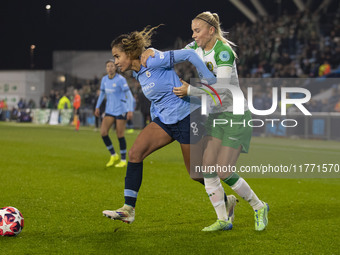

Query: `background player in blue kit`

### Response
(102, 25, 218, 225)
(95, 59, 134, 168)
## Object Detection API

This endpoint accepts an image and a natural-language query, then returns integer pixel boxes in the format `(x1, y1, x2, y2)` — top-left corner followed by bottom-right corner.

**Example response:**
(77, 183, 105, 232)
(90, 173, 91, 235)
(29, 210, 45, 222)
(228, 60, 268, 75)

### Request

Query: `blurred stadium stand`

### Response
(1, 1, 340, 139)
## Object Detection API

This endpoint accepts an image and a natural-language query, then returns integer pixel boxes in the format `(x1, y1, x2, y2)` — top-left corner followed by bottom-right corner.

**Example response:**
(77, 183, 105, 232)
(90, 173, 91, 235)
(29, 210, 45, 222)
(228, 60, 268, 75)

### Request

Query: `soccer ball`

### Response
(0, 207, 24, 236)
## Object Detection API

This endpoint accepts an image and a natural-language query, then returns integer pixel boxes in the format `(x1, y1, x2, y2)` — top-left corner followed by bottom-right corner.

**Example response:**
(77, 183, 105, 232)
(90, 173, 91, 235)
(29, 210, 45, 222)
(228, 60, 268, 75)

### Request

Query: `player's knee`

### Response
(101, 130, 108, 136)
(128, 147, 144, 162)
(116, 130, 124, 137)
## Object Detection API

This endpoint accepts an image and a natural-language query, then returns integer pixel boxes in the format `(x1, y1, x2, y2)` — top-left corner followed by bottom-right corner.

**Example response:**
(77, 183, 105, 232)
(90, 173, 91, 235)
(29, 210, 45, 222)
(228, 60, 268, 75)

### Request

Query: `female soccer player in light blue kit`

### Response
(102, 25, 218, 226)
(95, 60, 134, 168)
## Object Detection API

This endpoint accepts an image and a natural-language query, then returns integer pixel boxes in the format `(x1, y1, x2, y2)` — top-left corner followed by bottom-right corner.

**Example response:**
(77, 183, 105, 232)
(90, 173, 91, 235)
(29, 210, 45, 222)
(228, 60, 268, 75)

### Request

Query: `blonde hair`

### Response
(194, 11, 237, 58)
(111, 25, 163, 59)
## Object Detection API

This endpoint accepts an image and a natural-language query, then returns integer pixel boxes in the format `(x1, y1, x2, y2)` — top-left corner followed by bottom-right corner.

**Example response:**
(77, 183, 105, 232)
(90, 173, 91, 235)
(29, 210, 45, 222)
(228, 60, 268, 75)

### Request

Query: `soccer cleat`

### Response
(106, 154, 119, 167)
(226, 195, 238, 223)
(126, 129, 134, 134)
(103, 205, 135, 224)
(254, 201, 269, 231)
(115, 160, 127, 168)
(201, 219, 233, 232)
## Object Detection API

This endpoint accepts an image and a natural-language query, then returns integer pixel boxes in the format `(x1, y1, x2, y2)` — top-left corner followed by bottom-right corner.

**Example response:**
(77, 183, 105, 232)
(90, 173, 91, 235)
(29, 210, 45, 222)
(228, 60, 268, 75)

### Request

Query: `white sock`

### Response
(204, 175, 228, 221)
(231, 177, 264, 211)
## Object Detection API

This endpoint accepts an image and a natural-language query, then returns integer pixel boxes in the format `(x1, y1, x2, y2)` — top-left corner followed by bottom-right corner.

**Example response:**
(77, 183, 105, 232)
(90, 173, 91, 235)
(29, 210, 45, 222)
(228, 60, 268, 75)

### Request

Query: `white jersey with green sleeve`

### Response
(185, 40, 248, 113)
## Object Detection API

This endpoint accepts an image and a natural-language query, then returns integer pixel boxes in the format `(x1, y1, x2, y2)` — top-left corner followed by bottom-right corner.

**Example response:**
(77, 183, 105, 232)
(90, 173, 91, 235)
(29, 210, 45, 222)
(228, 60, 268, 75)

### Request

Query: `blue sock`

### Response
(124, 162, 143, 207)
(102, 135, 115, 155)
(118, 137, 127, 160)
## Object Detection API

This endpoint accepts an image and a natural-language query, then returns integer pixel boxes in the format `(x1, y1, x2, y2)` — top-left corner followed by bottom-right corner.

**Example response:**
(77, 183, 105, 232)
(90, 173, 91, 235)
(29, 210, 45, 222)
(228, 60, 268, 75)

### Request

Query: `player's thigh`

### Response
(180, 144, 191, 173)
(115, 119, 126, 138)
(129, 122, 174, 162)
(216, 145, 242, 180)
(202, 136, 222, 166)
(183, 139, 206, 180)
(100, 116, 115, 136)
(189, 139, 205, 167)
(180, 143, 205, 182)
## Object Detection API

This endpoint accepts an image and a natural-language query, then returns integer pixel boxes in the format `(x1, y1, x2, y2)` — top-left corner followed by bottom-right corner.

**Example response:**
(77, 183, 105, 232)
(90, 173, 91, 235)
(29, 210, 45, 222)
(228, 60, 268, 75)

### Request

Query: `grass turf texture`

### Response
(0, 122, 339, 254)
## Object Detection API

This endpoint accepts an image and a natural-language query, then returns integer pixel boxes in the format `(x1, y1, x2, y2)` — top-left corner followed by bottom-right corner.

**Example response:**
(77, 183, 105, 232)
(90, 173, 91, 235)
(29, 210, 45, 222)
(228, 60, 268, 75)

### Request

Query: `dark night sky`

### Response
(0, 0, 325, 70)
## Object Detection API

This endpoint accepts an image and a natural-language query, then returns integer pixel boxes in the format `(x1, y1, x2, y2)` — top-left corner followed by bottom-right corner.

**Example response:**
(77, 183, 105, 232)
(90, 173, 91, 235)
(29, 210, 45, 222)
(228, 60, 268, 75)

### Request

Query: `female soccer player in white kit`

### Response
(179, 12, 269, 231)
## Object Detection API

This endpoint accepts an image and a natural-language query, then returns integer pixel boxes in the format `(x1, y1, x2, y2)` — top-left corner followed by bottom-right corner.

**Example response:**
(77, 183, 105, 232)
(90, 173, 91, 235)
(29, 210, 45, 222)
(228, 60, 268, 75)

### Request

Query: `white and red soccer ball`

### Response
(0, 207, 24, 236)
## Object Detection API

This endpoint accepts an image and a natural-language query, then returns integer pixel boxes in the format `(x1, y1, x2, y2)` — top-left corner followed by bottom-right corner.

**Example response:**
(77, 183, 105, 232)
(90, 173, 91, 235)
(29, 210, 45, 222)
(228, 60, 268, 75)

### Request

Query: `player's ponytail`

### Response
(111, 24, 163, 59)
(195, 11, 237, 58)
(212, 13, 220, 26)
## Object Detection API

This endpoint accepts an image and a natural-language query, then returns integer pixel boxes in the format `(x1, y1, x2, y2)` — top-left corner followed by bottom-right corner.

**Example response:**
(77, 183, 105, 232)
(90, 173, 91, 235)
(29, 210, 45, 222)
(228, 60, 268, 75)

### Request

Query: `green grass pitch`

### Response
(0, 122, 339, 254)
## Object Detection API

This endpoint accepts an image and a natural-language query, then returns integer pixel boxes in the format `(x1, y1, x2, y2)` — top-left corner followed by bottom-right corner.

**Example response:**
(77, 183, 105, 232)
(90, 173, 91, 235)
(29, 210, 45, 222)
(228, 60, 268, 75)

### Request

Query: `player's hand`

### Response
(173, 79, 189, 98)
(94, 108, 100, 117)
(127, 111, 133, 121)
(141, 49, 155, 67)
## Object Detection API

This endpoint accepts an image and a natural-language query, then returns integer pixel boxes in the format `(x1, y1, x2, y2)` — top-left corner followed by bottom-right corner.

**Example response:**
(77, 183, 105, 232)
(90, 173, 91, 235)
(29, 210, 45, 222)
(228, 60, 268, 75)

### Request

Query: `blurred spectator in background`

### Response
(0, 99, 8, 120)
(0, 99, 7, 110)
(93, 75, 99, 86)
(18, 98, 26, 109)
(334, 99, 340, 112)
(318, 60, 331, 76)
(27, 99, 36, 109)
(10, 108, 19, 121)
(48, 90, 56, 109)
(40, 96, 48, 109)
(55, 91, 61, 108)
(57, 92, 71, 110)
(73, 89, 81, 131)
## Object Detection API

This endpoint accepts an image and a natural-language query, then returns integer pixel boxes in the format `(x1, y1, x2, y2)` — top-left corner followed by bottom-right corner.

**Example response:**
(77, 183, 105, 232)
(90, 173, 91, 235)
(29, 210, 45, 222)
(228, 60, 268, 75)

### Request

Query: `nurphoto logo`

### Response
(197, 79, 312, 128)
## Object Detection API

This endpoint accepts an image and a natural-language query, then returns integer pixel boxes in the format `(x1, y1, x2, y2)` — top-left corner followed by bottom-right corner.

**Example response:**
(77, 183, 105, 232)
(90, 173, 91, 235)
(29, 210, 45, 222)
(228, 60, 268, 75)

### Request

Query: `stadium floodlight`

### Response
(229, 0, 257, 23)
(45, 5, 51, 10)
(292, 0, 305, 11)
(58, 75, 66, 83)
(250, 0, 268, 16)
(30, 45, 36, 69)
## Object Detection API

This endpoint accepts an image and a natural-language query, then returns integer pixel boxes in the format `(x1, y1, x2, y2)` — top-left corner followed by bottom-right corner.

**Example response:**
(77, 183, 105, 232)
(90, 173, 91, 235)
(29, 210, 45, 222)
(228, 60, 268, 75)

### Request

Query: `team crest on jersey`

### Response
(219, 51, 230, 62)
(206, 62, 214, 71)
(112, 83, 116, 87)
(146, 71, 151, 78)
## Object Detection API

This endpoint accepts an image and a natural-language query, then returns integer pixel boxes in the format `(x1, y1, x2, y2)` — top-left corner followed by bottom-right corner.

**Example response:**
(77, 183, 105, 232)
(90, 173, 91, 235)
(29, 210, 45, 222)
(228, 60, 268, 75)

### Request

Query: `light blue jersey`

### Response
(134, 49, 216, 124)
(96, 74, 134, 116)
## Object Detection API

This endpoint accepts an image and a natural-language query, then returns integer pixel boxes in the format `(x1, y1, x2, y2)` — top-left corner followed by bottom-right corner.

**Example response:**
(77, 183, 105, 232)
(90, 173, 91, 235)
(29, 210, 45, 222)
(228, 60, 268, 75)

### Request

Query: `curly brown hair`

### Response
(111, 25, 163, 59)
